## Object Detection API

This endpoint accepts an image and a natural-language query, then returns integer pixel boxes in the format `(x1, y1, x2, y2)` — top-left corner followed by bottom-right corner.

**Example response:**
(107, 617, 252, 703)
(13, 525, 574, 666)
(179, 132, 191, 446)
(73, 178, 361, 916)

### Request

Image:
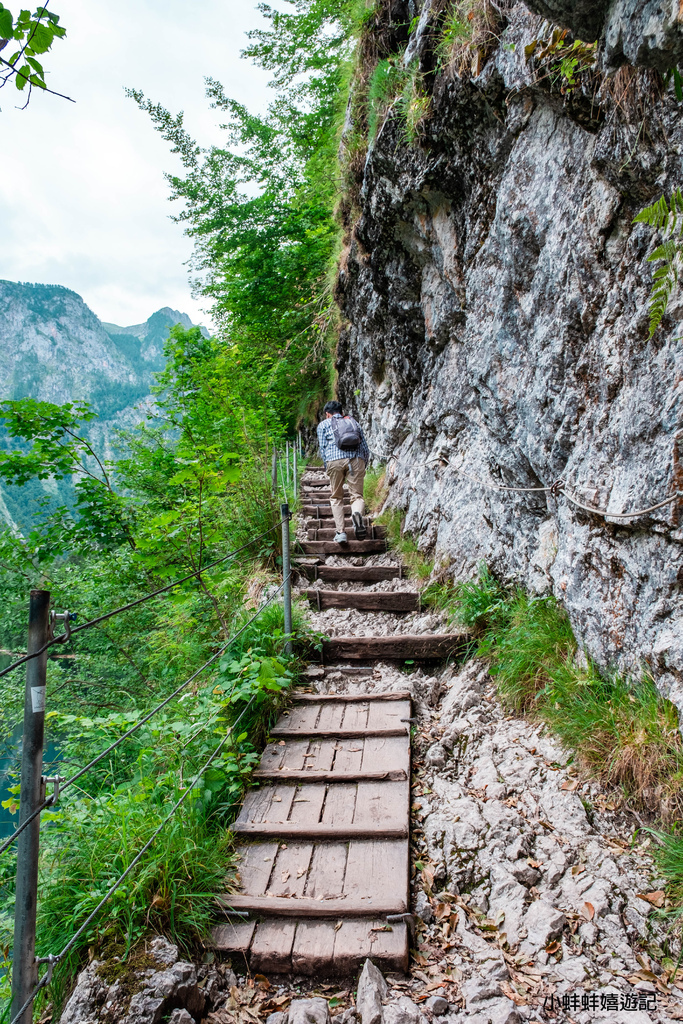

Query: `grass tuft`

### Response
(376, 508, 433, 580)
(364, 465, 389, 513)
(444, 565, 683, 820)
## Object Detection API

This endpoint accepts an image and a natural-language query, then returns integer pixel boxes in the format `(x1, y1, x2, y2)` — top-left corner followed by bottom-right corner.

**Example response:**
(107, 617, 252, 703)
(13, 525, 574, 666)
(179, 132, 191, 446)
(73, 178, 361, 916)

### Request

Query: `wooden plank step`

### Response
(217, 893, 407, 915)
(252, 769, 407, 782)
(322, 632, 469, 660)
(210, 918, 409, 975)
(291, 690, 411, 701)
(300, 540, 387, 554)
(305, 565, 404, 582)
(258, 732, 409, 777)
(271, 698, 410, 735)
(306, 590, 419, 612)
(302, 505, 350, 516)
(307, 526, 386, 541)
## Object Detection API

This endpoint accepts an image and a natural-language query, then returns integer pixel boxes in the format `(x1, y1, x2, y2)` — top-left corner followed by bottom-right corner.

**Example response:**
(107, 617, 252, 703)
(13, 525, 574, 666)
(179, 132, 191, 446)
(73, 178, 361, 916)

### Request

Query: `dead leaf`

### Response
(561, 779, 579, 791)
(526, 859, 541, 869)
(637, 891, 666, 908)
(272, 796, 282, 802)
(334, 920, 343, 932)
(580, 902, 595, 922)
(296, 867, 307, 878)
(545, 941, 561, 955)
(421, 867, 435, 890)
(571, 864, 585, 876)
(500, 982, 527, 1006)
(253, 975, 271, 990)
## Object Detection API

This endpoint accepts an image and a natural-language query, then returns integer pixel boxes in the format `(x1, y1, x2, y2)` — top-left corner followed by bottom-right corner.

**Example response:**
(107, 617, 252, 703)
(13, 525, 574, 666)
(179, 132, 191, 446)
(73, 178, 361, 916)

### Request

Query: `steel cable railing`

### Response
(0, 520, 284, 681)
(0, 574, 290, 859)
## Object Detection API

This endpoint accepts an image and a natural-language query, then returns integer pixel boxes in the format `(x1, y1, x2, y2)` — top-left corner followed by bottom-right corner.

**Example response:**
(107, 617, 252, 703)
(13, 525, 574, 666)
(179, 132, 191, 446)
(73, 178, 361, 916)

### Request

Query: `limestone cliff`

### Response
(334, 1, 683, 706)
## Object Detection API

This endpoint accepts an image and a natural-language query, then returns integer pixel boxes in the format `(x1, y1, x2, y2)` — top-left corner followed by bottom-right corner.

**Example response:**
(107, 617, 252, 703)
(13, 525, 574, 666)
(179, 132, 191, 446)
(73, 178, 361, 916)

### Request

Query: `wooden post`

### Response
(12, 590, 50, 1024)
(281, 504, 293, 656)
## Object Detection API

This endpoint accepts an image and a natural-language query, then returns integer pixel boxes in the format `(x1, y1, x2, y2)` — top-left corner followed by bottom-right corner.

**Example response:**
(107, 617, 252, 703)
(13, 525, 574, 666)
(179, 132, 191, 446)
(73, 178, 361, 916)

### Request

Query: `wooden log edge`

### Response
(291, 690, 411, 701)
(252, 769, 408, 782)
(232, 822, 408, 839)
(217, 895, 408, 917)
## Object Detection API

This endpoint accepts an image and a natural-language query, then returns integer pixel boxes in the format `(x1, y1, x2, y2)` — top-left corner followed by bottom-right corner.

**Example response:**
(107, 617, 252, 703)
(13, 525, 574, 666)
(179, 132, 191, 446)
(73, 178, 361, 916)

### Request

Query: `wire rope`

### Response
(0, 575, 290, 858)
(0, 521, 284, 680)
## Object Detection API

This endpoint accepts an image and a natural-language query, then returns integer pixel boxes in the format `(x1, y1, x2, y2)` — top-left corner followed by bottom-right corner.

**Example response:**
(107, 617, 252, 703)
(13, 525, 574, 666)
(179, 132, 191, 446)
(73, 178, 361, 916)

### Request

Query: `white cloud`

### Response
(0, 0, 275, 328)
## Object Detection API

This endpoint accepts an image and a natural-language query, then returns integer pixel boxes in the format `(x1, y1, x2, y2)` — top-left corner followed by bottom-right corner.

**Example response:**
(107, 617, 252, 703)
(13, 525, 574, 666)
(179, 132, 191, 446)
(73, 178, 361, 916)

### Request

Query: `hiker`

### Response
(317, 400, 370, 544)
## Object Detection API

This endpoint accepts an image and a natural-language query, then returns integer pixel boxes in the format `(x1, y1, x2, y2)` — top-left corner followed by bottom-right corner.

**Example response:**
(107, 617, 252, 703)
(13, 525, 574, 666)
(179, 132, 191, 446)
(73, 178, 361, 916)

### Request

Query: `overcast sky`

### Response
(0, 0, 276, 329)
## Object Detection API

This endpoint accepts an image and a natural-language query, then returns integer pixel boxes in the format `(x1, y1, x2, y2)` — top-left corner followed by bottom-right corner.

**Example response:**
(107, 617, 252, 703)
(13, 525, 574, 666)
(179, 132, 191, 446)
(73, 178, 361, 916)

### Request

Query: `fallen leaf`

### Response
(501, 982, 528, 1006)
(334, 920, 343, 932)
(545, 941, 561, 955)
(637, 891, 666, 908)
(571, 864, 585, 876)
(272, 796, 282, 802)
(526, 859, 541, 869)
(581, 902, 595, 921)
(297, 867, 306, 878)
(561, 779, 579, 791)
(253, 975, 271, 990)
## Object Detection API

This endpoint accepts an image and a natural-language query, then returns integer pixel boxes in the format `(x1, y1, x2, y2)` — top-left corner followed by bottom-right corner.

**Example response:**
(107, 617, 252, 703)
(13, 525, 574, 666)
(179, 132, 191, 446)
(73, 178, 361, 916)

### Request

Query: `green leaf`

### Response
(0, 9, 12, 35)
(16, 62, 30, 87)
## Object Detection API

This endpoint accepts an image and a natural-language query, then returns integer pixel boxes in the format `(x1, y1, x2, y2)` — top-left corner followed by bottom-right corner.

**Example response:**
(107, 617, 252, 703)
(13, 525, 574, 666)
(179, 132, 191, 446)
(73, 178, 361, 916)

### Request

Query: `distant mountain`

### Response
(0, 280, 209, 532)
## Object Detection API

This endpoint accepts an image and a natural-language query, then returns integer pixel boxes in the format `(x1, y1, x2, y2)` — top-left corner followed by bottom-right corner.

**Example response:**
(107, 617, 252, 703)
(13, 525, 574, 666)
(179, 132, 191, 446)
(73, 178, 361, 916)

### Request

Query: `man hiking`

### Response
(317, 400, 370, 544)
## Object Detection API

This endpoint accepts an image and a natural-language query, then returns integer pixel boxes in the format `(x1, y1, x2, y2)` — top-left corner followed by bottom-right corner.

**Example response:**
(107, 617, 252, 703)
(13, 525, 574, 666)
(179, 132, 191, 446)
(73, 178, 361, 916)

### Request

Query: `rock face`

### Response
(335, 0, 683, 705)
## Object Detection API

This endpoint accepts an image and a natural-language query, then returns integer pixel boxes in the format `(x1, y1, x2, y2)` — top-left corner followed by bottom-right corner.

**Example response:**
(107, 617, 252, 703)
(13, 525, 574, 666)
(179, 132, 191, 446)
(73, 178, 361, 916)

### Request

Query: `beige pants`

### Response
(327, 457, 366, 532)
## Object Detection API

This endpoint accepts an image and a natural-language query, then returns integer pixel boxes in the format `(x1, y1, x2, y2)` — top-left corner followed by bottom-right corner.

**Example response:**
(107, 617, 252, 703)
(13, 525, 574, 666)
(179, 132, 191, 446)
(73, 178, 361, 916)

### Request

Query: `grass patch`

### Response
(376, 508, 433, 581)
(364, 465, 389, 513)
(437, 0, 508, 78)
(445, 564, 683, 821)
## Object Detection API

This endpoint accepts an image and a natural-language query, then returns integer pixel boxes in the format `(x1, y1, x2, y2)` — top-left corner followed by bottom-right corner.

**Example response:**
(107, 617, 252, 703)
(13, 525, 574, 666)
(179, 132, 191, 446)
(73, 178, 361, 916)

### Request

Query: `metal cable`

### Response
(0, 576, 290, 858)
(422, 457, 683, 520)
(0, 521, 283, 680)
(9, 716, 239, 1024)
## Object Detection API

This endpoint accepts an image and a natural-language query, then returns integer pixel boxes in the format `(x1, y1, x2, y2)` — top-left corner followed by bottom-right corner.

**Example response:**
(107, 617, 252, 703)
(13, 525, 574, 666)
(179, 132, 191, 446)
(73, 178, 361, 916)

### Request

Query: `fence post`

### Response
(286, 441, 290, 486)
(12, 589, 50, 1024)
(293, 445, 298, 502)
(280, 504, 292, 656)
(271, 447, 277, 494)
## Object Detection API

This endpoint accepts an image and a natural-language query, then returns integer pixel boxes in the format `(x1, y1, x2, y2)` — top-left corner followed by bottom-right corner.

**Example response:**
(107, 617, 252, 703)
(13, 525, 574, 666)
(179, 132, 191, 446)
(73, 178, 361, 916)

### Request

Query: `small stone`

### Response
(288, 999, 331, 1024)
(415, 890, 434, 923)
(425, 996, 449, 1016)
(168, 1012, 194, 1024)
(267, 1014, 287, 1024)
(356, 959, 388, 1024)
(383, 996, 425, 1024)
(509, 858, 541, 887)
(426, 743, 446, 767)
(519, 900, 566, 954)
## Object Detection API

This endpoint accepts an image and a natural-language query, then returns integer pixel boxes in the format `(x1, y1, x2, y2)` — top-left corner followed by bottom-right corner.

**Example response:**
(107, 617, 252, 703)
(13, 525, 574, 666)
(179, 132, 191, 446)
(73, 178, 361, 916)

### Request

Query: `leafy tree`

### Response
(0, 3, 70, 104)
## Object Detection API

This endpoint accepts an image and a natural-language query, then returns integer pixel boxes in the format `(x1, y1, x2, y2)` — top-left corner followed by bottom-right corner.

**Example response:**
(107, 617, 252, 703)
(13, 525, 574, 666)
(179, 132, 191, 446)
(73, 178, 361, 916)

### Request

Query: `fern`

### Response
(634, 188, 683, 336)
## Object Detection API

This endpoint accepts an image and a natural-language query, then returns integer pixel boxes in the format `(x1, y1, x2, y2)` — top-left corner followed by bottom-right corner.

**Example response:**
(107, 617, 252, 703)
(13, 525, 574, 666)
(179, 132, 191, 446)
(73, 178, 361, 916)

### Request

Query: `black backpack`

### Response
(331, 414, 362, 451)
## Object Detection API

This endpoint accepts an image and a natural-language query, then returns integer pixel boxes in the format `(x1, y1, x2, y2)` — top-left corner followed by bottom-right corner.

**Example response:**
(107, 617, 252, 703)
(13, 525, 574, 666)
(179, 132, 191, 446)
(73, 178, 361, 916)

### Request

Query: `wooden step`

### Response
(305, 565, 404, 582)
(232, 821, 408, 839)
(303, 505, 350, 516)
(252, 768, 407, 782)
(322, 632, 469, 660)
(271, 699, 410, 735)
(306, 589, 419, 612)
(300, 540, 387, 554)
(291, 690, 411, 701)
(218, 893, 407, 916)
(307, 525, 386, 541)
(210, 917, 409, 974)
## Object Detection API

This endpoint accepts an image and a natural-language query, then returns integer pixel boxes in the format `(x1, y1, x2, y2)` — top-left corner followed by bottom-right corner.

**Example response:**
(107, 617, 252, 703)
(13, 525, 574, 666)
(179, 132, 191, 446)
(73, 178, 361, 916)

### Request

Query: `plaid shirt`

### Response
(317, 415, 370, 468)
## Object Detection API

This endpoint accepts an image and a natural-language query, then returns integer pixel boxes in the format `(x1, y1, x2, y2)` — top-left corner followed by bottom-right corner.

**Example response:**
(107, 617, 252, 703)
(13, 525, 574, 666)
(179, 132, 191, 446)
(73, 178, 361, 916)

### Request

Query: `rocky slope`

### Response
(334, 0, 683, 710)
(0, 280, 206, 530)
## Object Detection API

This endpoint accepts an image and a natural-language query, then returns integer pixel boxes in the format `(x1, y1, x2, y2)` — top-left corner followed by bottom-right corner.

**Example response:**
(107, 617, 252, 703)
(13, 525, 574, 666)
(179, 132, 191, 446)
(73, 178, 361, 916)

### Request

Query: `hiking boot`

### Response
(334, 531, 348, 544)
(352, 512, 367, 539)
